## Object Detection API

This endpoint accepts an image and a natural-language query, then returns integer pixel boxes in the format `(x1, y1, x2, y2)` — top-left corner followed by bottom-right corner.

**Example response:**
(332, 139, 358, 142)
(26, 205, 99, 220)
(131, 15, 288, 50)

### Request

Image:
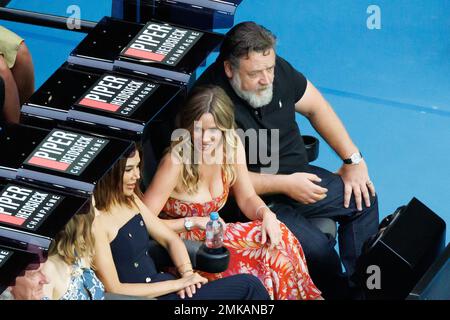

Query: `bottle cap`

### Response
(210, 212, 219, 220)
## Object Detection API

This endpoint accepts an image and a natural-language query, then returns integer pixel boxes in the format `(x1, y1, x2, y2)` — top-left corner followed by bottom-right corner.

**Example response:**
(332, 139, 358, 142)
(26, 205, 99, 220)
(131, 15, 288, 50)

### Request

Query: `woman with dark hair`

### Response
(143, 85, 322, 300)
(92, 147, 270, 300)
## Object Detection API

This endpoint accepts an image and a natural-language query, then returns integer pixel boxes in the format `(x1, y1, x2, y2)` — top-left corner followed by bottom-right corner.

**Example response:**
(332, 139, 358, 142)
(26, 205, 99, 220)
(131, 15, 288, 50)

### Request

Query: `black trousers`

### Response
(265, 165, 379, 300)
(156, 274, 270, 300)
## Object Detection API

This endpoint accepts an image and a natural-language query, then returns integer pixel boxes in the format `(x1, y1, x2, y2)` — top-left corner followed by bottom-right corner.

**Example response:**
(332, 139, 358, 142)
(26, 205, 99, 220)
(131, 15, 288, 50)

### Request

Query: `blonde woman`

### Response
(143, 85, 322, 300)
(42, 199, 105, 300)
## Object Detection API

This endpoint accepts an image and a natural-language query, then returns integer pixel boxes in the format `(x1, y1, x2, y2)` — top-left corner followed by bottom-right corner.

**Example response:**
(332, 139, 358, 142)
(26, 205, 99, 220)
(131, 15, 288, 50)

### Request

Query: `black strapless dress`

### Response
(109, 213, 270, 300)
(110, 214, 175, 284)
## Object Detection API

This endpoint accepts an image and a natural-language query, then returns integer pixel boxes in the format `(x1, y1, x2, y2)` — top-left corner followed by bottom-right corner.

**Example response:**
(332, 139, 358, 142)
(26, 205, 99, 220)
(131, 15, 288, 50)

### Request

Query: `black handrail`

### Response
(0, 7, 97, 33)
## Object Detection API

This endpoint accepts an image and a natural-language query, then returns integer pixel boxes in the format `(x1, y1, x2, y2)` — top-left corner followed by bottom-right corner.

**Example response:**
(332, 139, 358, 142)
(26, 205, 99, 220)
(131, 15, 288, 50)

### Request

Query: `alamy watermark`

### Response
(67, 5, 81, 30)
(367, 5, 382, 30)
(366, 265, 381, 290)
(170, 122, 280, 174)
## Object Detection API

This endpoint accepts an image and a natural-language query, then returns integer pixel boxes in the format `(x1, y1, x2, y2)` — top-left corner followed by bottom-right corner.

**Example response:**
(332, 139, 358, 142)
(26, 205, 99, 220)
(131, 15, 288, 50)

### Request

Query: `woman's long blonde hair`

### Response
(49, 199, 96, 266)
(171, 85, 238, 194)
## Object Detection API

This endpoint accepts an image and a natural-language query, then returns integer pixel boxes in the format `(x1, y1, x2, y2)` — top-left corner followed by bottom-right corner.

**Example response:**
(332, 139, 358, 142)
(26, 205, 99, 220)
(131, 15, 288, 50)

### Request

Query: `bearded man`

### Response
(195, 21, 379, 299)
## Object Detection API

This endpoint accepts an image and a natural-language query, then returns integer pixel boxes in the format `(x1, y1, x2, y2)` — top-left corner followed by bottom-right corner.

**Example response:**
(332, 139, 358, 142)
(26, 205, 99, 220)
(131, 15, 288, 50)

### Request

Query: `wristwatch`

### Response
(343, 152, 363, 165)
(184, 217, 194, 231)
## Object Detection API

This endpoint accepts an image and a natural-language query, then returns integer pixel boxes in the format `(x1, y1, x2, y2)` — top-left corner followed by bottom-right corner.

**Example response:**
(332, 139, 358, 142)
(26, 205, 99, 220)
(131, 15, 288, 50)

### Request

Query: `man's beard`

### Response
(229, 72, 273, 109)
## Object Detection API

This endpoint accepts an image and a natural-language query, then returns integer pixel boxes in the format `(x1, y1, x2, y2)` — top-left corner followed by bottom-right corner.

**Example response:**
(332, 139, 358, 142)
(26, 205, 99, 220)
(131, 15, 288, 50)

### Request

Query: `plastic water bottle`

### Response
(205, 212, 224, 249)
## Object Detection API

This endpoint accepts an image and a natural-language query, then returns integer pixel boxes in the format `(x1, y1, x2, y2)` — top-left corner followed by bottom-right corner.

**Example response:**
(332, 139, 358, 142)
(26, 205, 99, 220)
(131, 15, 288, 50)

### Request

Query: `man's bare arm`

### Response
(295, 80, 359, 159)
(296, 80, 375, 210)
(247, 171, 286, 195)
(248, 170, 328, 205)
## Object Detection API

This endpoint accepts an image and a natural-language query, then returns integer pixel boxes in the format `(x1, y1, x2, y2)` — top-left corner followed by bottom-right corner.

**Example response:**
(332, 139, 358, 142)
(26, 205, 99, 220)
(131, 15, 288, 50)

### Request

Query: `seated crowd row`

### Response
(2, 85, 322, 300)
(1, 21, 379, 300)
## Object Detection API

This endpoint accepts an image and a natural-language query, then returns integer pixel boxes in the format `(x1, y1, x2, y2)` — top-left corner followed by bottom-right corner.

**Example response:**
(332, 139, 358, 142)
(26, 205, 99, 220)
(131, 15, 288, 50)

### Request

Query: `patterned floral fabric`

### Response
(60, 259, 105, 300)
(161, 180, 322, 300)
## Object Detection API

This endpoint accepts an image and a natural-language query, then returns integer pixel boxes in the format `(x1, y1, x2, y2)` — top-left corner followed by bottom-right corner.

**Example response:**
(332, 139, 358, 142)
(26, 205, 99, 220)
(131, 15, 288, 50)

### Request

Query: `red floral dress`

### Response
(161, 181, 322, 300)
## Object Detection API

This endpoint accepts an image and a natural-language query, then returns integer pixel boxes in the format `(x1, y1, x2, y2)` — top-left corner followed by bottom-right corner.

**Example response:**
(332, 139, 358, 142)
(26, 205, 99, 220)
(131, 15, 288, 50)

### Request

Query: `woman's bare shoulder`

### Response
(44, 256, 69, 282)
(93, 210, 114, 236)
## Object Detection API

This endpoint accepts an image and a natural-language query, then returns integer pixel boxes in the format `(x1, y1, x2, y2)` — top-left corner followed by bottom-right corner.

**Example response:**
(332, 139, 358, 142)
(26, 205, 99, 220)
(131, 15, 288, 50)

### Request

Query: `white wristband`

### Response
(256, 205, 269, 220)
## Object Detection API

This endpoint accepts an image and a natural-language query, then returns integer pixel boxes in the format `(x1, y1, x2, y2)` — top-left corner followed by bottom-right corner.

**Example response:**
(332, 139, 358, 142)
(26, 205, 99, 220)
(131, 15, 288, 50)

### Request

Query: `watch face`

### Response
(185, 219, 193, 230)
(351, 153, 362, 164)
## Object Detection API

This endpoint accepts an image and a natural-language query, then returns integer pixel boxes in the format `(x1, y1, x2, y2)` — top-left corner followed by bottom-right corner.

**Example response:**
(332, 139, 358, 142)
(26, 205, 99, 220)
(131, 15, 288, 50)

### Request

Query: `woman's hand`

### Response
(193, 216, 209, 230)
(260, 209, 282, 249)
(176, 272, 208, 299)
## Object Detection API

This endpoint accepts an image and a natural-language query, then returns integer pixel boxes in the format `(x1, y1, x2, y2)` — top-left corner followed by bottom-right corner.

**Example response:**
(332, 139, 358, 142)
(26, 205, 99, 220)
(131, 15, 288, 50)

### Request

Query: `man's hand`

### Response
(283, 172, 328, 204)
(337, 160, 376, 211)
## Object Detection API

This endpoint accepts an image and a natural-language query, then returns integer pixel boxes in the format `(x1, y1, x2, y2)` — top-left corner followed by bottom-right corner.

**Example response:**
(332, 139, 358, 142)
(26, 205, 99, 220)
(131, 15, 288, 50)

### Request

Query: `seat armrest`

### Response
(303, 135, 320, 163)
(309, 218, 337, 239)
(148, 239, 229, 273)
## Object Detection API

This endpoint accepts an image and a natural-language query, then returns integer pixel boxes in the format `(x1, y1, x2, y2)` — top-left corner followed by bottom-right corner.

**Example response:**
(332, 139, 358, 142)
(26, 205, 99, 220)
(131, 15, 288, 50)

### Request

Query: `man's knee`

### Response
(371, 192, 379, 207)
(360, 192, 379, 220)
(365, 192, 380, 229)
(343, 190, 379, 222)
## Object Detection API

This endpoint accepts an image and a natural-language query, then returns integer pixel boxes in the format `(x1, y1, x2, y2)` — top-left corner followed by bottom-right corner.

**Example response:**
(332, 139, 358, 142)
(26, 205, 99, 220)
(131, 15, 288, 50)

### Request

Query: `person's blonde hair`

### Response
(171, 85, 238, 194)
(49, 200, 96, 266)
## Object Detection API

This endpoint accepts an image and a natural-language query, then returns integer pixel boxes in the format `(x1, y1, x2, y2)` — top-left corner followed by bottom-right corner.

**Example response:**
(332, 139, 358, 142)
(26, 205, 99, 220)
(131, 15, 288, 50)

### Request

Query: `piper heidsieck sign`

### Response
(0, 248, 12, 268)
(24, 129, 108, 176)
(0, 184, 63, 231)
(76, 74, 158, 116)
(121, 22, 203, 66)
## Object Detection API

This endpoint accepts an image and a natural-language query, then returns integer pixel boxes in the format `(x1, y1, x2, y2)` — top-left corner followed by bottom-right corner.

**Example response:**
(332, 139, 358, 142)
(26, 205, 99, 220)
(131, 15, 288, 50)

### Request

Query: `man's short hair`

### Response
(218, 21, 276, 68)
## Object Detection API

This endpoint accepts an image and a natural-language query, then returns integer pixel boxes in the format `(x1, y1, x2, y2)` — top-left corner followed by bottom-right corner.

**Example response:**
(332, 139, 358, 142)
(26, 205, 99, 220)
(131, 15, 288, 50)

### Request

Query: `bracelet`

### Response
(179, 269, 193, 276)
(256, 205, 269, 220)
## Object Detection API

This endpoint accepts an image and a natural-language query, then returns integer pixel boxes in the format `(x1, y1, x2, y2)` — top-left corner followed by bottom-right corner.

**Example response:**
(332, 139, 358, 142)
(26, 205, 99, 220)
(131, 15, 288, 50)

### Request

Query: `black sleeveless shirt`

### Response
(195, 56, 309, 174)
